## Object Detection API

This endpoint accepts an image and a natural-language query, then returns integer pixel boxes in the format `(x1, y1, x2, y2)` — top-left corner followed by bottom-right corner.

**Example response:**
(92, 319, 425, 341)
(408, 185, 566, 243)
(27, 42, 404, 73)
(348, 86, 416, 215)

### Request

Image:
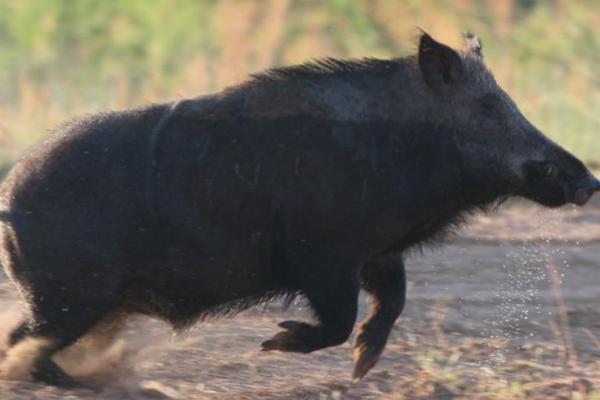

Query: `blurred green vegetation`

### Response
(1, 0, 599, 173)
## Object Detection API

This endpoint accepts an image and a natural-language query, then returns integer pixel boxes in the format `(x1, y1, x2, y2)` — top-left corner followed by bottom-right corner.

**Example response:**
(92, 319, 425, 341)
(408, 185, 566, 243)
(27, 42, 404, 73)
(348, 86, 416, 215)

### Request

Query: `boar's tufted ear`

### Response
(418, 32, 466, 95)
(463, 32, 483, 59)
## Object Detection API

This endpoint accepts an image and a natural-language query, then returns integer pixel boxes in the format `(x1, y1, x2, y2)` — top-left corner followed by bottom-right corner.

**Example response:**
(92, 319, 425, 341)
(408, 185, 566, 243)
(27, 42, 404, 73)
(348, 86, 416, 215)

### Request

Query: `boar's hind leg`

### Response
(261, 264, 359, 354)
(28, 315, 110, 387)
(353, 259, 406, 380)
(1, 299, 114, 387)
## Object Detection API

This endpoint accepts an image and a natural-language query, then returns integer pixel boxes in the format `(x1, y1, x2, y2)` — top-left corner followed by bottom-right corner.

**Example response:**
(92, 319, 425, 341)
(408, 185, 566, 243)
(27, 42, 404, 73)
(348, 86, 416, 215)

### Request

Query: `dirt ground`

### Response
(0, 197, 598, 399)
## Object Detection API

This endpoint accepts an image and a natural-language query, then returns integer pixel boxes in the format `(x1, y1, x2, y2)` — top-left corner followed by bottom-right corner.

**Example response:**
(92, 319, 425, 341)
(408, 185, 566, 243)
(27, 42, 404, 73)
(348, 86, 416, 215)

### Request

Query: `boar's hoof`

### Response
(352, 342, 383, 381)
(352, 322, 388, 381)
(32, 358, 82, 388)
(261, 320, 321, 353)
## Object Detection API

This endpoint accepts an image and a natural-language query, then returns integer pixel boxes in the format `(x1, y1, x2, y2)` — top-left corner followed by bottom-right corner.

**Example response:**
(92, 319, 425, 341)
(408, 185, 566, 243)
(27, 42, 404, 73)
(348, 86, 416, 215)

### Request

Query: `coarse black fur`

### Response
(251, 57, 398, 83)
(0, 31, 598, 386)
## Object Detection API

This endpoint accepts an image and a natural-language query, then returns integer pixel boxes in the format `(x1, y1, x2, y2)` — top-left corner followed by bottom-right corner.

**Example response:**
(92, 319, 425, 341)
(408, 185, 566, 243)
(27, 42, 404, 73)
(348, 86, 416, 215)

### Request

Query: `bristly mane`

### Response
(250, 57, 399, 83)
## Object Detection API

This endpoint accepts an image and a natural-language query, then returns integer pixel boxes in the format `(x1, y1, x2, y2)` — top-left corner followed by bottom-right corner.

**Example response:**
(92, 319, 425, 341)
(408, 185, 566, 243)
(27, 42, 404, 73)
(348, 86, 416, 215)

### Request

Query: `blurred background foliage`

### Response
(1, 0, 599, 175)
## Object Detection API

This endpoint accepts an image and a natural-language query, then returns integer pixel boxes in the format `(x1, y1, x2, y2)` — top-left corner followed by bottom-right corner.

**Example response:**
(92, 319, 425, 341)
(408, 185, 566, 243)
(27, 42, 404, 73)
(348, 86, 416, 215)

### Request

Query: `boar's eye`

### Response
(479, 94, 504, 120)
(543, 163, 558, 178)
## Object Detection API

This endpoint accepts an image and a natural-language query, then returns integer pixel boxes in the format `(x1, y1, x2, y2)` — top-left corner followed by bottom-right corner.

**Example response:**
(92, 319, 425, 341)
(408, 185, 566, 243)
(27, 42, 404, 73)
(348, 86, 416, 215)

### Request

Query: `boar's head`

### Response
(417, 32, 600, 208)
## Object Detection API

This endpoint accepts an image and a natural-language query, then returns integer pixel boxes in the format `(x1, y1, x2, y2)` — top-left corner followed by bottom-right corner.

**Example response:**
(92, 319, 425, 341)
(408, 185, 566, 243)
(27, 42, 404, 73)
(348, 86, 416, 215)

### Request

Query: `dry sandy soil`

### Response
(0, 198, 598, 399)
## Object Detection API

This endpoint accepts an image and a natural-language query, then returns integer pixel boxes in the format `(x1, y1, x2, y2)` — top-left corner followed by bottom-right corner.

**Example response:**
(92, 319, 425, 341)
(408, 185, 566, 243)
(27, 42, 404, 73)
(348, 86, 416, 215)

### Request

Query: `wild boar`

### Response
(0, 31, 598, 386)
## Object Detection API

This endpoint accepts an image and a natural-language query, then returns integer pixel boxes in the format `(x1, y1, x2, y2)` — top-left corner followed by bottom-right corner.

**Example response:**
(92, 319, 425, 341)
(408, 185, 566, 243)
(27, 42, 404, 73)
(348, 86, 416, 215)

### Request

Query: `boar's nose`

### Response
(573, 175, 600, 206)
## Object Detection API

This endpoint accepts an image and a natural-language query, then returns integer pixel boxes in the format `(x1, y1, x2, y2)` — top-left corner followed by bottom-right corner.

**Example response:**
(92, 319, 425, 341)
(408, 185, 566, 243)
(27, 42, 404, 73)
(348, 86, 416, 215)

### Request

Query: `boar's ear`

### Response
(418, 32, 465, 95)
(463, 32, 483, 60)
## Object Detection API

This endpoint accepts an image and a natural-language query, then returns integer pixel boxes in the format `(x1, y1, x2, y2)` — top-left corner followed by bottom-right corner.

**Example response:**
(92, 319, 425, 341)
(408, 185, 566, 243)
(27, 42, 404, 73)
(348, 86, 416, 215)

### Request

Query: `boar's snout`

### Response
(519, 150, 599, 208)
(573, 175, 600, 206)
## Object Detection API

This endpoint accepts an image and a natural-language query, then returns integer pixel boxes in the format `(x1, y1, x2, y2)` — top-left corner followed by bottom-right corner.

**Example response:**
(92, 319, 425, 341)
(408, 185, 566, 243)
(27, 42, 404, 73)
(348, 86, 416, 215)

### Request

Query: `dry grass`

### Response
(377, 316, 600, 400)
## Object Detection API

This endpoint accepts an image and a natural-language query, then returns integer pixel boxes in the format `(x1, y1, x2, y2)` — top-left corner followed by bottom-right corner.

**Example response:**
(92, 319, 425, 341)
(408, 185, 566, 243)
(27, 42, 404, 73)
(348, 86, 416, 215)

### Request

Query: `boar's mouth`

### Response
(573, 175, 600, 206)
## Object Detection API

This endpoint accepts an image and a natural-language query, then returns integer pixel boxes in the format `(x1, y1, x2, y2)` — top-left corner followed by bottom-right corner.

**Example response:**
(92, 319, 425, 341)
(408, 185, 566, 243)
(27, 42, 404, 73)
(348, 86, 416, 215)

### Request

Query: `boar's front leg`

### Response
(353, 258, 406, 380)
(261, 257, 359, 354)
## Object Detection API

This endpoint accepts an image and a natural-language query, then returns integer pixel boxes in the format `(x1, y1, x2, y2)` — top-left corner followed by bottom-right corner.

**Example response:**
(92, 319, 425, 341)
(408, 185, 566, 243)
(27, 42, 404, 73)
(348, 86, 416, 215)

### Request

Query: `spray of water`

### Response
(475, 205, 574, 369)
